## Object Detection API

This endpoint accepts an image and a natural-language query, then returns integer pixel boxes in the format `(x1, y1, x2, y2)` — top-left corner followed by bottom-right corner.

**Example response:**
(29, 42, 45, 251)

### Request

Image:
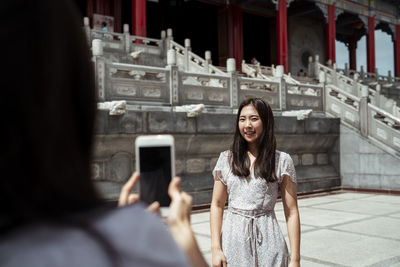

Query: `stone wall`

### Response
(92, 109, 340, 205)
(288, 16, 325, 76)
(340, 123, 400, 190)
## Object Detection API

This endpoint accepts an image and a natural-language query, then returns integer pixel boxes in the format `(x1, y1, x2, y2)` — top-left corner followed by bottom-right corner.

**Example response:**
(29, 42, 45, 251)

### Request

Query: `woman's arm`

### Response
(210, 176, 227, 267)
(280, 175, 301, 267)
(119, 173, 208, 267)
(167, 177, 209, 267)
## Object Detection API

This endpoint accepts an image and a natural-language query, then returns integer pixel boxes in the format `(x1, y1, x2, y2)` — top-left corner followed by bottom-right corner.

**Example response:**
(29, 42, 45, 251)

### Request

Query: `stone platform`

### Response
(92, 109, 340, 205)
(191, 191, 400, 266)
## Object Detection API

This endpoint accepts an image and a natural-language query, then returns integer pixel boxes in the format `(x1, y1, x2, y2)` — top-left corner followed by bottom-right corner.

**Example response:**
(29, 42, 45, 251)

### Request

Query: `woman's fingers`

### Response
(168, 177, 182, 199)
(147, 201, 160, 213)
(167, 176, 193, 226)
(128, 194, 139, 205)
(118, 172, 140, 206)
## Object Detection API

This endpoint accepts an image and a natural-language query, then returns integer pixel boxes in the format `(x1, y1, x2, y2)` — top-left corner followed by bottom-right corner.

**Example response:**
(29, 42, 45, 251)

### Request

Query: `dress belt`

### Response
(228, 207, 274, 265)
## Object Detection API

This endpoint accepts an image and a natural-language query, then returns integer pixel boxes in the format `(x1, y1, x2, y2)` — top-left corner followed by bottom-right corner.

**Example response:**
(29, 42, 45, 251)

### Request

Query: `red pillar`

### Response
(367, 16, 376, 73)
(113, 0, 122, 32)
(227, 5, 243, 70)
(95, 0, 105, 14)
(132, 0, 146, 37)
(395, 25, 400, 77)
(86, 0, 94, 26)
(326, 4, 336, 65)
(276, 0, 288, 72)
(349, 35, 357, 70)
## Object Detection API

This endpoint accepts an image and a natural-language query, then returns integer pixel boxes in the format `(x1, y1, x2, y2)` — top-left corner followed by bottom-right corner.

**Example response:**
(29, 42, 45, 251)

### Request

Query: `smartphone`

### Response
(135, 135, 175, 214)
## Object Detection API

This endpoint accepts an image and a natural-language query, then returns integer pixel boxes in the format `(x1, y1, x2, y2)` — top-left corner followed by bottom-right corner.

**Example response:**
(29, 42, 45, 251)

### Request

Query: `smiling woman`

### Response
(238, 104, 263, 146)
(210, 98, 301, 267)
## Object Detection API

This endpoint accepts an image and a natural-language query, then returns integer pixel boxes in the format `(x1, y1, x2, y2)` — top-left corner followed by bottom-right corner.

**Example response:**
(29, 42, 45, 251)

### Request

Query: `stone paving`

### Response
(190, 191, 400, 267)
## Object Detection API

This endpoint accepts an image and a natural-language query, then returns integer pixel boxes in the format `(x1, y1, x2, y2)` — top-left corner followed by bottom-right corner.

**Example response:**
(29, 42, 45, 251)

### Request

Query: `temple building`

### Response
(75, 0, 400, 76)
(78, 0, 400, 203)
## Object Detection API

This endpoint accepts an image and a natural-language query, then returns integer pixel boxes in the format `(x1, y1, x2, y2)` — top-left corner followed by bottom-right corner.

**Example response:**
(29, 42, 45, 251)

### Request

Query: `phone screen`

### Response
(139, 146, 172, 206)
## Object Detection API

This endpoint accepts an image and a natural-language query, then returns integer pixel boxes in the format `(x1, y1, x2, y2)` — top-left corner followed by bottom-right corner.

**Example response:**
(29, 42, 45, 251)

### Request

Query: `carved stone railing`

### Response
(93, 42, 328, 111)
(315, 60, 400, 116)
(84, 18, 164, 56)
(238, 77, 280, 109)
(309, 57, 400, 152)
(106, 62, 171, 105)
(286, 83, 324, 112)
(337, 64, 395, 85)
(325, 84, 362, 130)
(170, 40, 224, 75)
(179, 71, 231, 106)
(324, 83, 400, 152)
(368, 104, 400, 151)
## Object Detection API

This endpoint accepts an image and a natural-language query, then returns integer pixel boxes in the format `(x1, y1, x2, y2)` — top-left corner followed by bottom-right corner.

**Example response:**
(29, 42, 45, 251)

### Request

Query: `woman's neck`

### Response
(248, 144, 258, 158)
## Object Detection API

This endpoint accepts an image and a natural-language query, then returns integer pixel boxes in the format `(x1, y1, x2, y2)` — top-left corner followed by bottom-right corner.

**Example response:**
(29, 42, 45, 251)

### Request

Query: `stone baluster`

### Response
(184, 38, 191, 71)
(166, 28, 173, 50)
(318, 69, 326, 112)
(314, 55, 320, 79)
(352, 73, 359, 95)
(205, 51, 211, 73)
(123, 24, 130, 53)
(227, 58, 238, 108)
(388, 70, 392, 83)
(360, 65, 365, 80)
(359, 84, 369, 137)
(332, 63, 338, 85)
(83, 17, 91, 46)
(160, 30, 166, 57)
(276, 65, 286, 110)
(375, 84, 381, 107)
(345, 63, 349, 76)
(308, 56, 313, 78)
(167, 49, 179, 105)
(318, 69, 326, 84)
(92, 39, 105, 102)
(161, 30, 166, 40)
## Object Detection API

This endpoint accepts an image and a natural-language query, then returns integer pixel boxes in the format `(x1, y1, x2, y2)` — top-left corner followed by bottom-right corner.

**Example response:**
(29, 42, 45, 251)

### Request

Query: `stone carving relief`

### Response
(114, 85, 137, 96)
(110, 152, 133, 182)
(143, 88, 162, 97)
(187, 90, 204, 100)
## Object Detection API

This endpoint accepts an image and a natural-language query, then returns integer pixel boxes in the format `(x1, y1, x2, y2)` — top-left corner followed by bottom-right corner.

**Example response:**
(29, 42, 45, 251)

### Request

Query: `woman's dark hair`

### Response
(0, 0, 100, 231)
(230, 98, 277, 182)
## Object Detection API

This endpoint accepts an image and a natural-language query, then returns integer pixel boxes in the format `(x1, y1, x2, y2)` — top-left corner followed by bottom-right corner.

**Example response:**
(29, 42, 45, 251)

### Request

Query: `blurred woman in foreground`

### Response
(0, 1, 207, 266)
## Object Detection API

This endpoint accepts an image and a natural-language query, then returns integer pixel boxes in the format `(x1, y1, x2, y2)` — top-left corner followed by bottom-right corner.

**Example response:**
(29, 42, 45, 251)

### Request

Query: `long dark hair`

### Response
(230, 98, 277, 182)
(0, 0, 99, 231)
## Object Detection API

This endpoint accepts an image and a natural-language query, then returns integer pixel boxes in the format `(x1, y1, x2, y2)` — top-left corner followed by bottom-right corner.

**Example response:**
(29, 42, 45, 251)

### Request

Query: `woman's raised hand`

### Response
(167, 177, 209, 267)
(118, 172, 160, 213)
(167, 177, 192, 227)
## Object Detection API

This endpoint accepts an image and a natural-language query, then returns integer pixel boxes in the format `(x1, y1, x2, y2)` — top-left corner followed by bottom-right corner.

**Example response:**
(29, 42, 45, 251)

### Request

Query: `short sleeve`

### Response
(279, 153, 297, 184)
(212, 151, 229, 185)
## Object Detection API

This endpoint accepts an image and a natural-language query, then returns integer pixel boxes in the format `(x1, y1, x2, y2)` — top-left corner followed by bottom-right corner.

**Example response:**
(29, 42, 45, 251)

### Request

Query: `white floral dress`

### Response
(212, 150, 297, 267)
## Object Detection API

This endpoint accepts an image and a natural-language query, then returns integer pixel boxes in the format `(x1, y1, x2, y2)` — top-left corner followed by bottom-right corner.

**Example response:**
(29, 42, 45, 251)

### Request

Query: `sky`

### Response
(335, 30, 394, 75)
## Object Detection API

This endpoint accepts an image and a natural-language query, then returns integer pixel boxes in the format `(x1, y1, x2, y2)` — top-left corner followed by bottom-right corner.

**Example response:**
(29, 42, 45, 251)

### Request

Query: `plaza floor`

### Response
(190, 191, 400, 267)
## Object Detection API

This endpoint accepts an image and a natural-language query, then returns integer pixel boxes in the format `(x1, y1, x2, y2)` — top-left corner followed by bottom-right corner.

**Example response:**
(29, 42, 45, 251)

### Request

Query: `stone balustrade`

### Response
(286, 83, 324, 111)
(368, 104, 400, 151)
(238, 77, 281, 109)
(84, 19, 164, 56)
(94, 41, 327, 112)
(325, 84, 362, 130)
(170, 40, 224, 75)
(336, 64, 400, 105)
(324, 78, 400, 152)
